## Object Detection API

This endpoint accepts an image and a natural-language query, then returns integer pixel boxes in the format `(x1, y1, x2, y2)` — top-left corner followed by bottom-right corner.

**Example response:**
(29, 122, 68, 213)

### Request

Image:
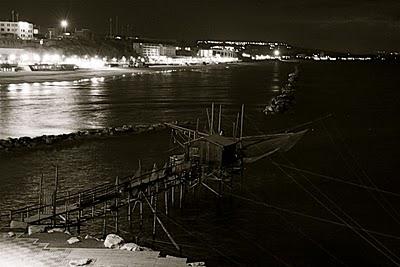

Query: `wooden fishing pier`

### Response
(0, 103, 308, 253)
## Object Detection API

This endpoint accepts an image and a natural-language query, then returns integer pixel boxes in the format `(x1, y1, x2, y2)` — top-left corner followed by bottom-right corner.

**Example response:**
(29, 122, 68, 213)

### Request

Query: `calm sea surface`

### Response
(1, 62, 399, 266)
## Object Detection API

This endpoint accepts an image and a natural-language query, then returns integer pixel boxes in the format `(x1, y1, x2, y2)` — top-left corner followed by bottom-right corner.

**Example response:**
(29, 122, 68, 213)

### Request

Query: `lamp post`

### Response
(60, 20, 68, 34)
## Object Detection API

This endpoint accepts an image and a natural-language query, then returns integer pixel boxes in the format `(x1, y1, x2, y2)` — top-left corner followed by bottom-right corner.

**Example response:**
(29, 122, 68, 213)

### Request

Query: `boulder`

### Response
(120, 243, 140, 251)
(68, 258, 92, 266)
(47, 228, 64, 233)
(7, 231, 15, 237)
(187, 262, 206, 266)
(10, 220, 28, 230)
(64, 230, 72, 235)
(28, 225, 46, 235)
(104, 234, 124, 248)
(67, 237, 81, 244)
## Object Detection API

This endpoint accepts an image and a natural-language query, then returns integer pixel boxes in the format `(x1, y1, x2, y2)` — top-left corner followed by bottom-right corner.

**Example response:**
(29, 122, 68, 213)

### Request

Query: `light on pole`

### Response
(60, 20, 68, 33)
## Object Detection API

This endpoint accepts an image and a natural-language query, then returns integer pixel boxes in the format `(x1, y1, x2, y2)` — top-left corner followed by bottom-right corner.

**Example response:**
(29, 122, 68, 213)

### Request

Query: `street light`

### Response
(273, 49, 280, 57)
(60, 20, 68, 33)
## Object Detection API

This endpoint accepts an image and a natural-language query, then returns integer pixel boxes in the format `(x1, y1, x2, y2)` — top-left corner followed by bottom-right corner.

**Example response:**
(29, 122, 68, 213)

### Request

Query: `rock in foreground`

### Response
(104, 234, 124, 248)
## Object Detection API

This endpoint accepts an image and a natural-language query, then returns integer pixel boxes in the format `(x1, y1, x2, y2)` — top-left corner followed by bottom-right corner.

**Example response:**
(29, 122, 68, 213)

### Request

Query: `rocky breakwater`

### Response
(0, 122, 189, 153)
(264, 66, 299, 115)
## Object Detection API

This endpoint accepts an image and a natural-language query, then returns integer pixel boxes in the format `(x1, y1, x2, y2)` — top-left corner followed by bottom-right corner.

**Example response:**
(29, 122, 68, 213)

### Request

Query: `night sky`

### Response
(1, 0, 399, 53)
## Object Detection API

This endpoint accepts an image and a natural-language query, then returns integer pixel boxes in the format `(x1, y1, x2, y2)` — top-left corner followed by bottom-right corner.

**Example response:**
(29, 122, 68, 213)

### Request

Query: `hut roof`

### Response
(202, 135, 238, 147)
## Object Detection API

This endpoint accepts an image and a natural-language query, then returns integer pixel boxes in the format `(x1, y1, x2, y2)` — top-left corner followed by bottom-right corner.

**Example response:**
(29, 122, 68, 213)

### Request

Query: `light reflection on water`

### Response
(0, 65, 285, 139)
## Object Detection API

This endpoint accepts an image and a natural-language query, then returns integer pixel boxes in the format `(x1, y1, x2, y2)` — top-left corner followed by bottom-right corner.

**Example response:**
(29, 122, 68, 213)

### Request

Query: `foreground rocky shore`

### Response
(3, 227, 204, 266)
(0, 122, 189, 153)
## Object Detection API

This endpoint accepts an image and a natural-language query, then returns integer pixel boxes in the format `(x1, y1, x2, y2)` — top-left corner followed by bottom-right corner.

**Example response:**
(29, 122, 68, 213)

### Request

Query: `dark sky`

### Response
(1, 0, 399, 53)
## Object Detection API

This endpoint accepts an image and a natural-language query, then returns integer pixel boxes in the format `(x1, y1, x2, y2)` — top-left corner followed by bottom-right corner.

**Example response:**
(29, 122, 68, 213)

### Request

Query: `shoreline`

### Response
(0, 63, 237, 85)
(1, 231, 200, 266)
(0, 68, 153, 85)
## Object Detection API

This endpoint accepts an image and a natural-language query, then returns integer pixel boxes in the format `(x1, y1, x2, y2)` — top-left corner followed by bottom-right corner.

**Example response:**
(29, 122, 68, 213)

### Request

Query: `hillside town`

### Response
(3, 10, 395, 73)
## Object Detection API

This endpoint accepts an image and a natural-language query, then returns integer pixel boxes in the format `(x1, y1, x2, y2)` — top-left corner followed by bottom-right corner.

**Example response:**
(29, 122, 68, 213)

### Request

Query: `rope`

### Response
(275, 211, 349, 267)
(158, 212, 241, 266)
(237, 184, 347, 266)
(272, 162, 400, 198)
(272, 156, 400, 266)
(322, 120, 400, 226)
(329, 118, 400, 220)
(235, 229, 293, 267)
(227, 192, 400, 240)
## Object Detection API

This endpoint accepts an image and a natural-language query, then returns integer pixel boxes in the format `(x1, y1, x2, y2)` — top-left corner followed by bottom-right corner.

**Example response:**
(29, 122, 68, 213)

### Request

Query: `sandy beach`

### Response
(0, 64, 235, 85)
(0, 68, 154, 85)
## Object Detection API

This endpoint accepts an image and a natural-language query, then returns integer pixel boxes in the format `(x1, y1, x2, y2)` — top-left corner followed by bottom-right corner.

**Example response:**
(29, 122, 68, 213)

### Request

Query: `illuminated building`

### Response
(198, 48, 237, 58)
(0, 20, 34, 40)
(133, 42, 176, 57)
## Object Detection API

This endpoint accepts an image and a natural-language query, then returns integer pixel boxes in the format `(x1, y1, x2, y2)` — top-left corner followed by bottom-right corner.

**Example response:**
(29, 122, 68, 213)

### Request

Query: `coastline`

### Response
(0, 63, 237, 85)
(0, 68, 153, 85)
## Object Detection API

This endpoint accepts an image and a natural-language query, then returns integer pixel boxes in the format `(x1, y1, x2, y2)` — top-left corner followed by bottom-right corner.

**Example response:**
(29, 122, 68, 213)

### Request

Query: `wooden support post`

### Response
(171, 185, 175, 207)
(179, 183, 183, 209)
(139, 200, 143, 230)
(64, 192, 68, 230)
(142, 193, 181, 252)
(91, 193, 95, 218)
(206, 108, 211, 133)
(218, 104, 222, 134)
(211, 102, 214, 135)
(129, 200, 139, 228)
(235, 112, 240, 139)
(78, 193, 82, 219)
(153, 195, 157, 240)
(164, 183, 168, 216)
(38, 173, 43, 218)
(102, 201, 107, 237)
(66, 192, 70, 232)
(115, 176, 119, 233)
(53, 165, 59, 227)
(26, 207, 29, 222)
(240, 104, 245, 140)
(196, 118, 200, 139)
(127, 193, 131, 225)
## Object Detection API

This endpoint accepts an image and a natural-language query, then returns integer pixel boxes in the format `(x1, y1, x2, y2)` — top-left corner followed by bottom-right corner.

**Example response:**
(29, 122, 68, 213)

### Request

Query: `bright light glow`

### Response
(61, 20, 68, 28)
(273, 50, 280, 56)
(63, 56, 106, 69)
(33, 54, 41, 62)
(20, 54, 29, 61)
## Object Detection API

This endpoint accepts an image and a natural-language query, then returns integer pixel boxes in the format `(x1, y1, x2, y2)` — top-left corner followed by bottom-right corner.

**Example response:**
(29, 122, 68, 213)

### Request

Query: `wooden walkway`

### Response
(1, 159, 223, 252)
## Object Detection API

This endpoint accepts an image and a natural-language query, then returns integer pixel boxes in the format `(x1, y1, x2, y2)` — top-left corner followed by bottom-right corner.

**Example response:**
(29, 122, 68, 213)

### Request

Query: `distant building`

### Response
(132, 40, 177, 57)
(0, 21, 34, 40)
(198, 48, 237, 58)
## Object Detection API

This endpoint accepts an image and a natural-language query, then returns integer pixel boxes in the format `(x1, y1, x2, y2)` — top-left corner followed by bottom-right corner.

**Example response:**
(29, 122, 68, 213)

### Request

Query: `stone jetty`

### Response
(264, 66, 299, 115)
(0, 122, 190, 153)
